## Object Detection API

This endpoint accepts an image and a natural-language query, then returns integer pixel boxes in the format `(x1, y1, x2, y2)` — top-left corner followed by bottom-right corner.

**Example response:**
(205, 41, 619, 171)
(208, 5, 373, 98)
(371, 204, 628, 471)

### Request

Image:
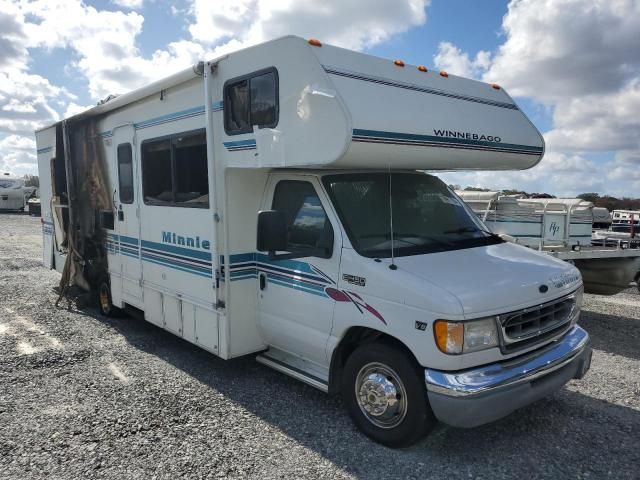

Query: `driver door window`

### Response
(272, 180, 333, 258)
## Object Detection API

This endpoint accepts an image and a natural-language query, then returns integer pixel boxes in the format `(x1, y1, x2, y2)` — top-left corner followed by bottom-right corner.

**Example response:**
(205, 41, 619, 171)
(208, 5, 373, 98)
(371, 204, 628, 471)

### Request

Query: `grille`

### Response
(499, 294, 576, 353)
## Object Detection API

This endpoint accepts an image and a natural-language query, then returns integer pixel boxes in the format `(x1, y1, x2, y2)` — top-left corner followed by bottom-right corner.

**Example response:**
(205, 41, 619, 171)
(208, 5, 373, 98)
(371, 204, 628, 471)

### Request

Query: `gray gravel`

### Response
(0, 214, 639, 479)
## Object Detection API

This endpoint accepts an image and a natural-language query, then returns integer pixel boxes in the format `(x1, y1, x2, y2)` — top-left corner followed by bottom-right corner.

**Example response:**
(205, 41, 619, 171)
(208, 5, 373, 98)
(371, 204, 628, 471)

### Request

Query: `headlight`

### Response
(434, 317, 499, 355)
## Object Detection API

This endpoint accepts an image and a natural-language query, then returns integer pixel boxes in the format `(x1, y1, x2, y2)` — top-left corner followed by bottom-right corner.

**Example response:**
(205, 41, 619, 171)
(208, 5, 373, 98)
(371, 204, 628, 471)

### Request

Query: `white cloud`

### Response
(188, 0, 429, 51)
(111, 0, 144, 9)
(435, 0, 640, 197)
(440, 152, 605, 197)
(433, 41, 490, 78)
(0, 134, 37, 175)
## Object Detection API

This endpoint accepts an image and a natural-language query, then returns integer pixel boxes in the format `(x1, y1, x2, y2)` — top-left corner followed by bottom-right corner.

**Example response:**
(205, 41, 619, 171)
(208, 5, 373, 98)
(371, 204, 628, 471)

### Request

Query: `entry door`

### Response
(113, 126, 143, 304)
(257, 176, 341, 366)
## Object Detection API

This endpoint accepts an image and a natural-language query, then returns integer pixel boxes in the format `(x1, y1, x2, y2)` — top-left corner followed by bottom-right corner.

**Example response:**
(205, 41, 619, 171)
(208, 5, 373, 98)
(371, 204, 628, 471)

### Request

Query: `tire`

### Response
(97, 280, 122, 317)
(341, 341, 436, 447)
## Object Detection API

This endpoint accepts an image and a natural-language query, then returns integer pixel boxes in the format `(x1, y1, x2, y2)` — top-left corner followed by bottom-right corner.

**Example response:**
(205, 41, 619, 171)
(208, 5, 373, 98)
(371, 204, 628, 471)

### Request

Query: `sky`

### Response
(0, 0, 638, 198)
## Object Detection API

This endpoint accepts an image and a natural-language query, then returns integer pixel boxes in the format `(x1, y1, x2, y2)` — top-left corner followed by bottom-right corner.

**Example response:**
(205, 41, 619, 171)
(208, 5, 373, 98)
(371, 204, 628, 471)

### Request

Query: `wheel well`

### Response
(327, 326, 419, 395)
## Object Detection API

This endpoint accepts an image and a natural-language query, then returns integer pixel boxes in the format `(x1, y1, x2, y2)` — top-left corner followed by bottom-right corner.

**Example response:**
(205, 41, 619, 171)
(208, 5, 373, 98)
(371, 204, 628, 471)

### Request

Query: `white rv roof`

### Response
(36, 36, 545, 172)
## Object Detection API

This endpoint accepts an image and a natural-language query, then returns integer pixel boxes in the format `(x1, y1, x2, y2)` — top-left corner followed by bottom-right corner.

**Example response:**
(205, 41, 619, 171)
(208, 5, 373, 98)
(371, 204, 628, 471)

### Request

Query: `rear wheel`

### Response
(98, 280, 122, 317)
(341, 341, 435, 447)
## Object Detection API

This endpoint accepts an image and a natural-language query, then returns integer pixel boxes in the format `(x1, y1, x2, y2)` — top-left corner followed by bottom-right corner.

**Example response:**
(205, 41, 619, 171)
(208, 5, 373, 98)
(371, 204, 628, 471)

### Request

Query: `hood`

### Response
(393, 242, 581, 317)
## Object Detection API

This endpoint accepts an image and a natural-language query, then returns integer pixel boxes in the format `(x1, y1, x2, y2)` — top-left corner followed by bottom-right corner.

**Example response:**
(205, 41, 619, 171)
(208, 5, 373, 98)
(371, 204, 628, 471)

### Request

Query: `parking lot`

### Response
(0, 214, 638, 479)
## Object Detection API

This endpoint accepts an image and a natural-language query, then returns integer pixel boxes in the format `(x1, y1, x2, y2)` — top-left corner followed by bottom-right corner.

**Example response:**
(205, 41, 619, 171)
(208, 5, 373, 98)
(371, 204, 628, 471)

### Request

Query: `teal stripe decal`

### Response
(353, 129, 543, 155)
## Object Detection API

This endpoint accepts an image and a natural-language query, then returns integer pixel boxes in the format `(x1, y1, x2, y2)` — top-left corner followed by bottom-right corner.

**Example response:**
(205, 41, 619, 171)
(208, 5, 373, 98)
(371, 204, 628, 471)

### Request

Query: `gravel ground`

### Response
(0, 214, 638, 479)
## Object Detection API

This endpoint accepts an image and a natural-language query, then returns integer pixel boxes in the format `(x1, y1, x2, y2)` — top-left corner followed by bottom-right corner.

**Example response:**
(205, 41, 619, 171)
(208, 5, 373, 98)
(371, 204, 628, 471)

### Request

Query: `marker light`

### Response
(491, 84, 501, 90)
(417, 65, 428, 72)
(439, 70, 449, 78)
(394, 59, 405, 67)
(308, 38, 322, 47)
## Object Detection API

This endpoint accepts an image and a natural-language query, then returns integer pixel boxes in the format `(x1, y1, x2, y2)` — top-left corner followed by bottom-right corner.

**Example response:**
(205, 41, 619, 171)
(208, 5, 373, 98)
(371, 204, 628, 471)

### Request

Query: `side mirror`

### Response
(257, 210, 287, 253)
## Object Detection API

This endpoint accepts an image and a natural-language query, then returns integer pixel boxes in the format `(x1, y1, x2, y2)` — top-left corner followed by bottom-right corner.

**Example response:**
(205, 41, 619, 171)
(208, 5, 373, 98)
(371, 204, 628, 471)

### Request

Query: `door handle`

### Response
(118, 210, 124, 221)
(259, 272, 267, 290)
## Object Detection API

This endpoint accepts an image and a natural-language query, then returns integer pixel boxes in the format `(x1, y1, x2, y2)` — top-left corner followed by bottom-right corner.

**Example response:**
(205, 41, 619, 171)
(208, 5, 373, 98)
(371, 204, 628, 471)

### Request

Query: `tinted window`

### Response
(224, 68, 278, 135)
(142, 130, 208, 208)
(272, 181, 333, 258)
(117, 143, 134, 204)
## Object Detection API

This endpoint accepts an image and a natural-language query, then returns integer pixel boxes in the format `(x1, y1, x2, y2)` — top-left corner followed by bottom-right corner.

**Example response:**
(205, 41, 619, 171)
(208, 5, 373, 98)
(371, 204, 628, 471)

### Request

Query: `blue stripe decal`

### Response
(97, 101, 223, 138)
(140, 239, 211, 261)
(37, 146, 53, 155)
(352, 129, 543, 156)
(223, 139, 257, 152)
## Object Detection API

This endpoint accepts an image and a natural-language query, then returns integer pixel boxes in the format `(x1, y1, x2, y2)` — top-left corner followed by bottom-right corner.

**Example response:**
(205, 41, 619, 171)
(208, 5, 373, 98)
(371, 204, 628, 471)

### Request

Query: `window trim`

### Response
(270, 179, 334, 260)
(117, 142, 134, 204)
(223, 67, 279, 136)
(140, 128, 209, 209)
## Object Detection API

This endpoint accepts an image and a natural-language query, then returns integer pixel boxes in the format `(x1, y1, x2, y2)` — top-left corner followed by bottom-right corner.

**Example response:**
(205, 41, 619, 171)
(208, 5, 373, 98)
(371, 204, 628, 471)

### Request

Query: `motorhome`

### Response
(0, 173, 36, 211)
(36, 36, 591, 447)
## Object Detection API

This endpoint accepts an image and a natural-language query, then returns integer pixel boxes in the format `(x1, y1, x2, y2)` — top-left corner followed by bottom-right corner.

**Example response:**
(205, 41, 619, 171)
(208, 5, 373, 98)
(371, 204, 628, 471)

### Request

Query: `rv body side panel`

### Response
(35, 127, 57, 268)
(94, 76, 222, 356)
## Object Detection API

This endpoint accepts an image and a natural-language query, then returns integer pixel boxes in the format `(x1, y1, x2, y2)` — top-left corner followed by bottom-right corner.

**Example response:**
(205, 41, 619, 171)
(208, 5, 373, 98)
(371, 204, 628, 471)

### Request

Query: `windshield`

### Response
(323, 172, 502, 258)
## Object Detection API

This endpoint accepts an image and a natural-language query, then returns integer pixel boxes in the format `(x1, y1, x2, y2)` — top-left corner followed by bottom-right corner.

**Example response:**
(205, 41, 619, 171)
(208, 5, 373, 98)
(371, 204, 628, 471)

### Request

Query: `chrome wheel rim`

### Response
(355, 362, 407, 429)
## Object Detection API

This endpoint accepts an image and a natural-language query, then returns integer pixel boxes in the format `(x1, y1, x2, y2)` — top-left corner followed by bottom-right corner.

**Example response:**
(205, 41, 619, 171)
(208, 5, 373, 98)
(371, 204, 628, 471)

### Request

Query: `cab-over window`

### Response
(224, 68, 278, 135)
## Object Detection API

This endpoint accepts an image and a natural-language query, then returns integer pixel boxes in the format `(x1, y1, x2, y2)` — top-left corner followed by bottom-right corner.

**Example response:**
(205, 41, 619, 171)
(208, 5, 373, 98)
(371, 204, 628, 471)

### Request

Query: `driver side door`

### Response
(256, 175, 341, 366)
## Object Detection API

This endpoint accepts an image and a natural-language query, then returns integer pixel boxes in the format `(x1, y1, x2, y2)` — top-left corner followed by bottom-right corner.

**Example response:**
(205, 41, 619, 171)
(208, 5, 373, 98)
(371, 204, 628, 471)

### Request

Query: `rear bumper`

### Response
(424, 326, 591, 428)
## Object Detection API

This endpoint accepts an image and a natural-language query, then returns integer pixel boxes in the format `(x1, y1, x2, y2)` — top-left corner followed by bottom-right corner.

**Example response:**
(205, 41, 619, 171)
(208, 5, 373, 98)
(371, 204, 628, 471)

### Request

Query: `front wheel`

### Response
(341, 341, 436, 447)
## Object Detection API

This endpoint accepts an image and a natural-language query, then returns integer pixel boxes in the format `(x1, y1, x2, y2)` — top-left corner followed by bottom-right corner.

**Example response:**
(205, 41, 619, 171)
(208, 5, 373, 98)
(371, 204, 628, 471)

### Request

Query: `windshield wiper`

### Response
(443, 226, 500, 238)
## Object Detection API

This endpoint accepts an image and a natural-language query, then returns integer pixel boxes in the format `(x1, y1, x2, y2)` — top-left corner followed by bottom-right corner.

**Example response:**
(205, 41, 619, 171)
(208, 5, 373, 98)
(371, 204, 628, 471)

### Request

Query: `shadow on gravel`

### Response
(579, 311, 640, 361)
(67, 304, 640, 479)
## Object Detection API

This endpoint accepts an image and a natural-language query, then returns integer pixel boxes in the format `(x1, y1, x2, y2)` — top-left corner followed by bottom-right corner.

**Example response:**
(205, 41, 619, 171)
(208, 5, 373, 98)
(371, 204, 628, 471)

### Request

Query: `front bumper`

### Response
(424, 326, 591, 428)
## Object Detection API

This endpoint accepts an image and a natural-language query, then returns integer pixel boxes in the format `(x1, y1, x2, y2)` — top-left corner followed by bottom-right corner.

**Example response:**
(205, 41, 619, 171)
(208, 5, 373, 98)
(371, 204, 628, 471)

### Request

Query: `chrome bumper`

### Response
(424, 326, 591, 428)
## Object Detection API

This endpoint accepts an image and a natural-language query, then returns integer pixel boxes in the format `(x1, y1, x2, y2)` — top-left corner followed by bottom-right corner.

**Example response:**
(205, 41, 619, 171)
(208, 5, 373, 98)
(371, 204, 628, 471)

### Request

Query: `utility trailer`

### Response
(36, 36, 591, 447)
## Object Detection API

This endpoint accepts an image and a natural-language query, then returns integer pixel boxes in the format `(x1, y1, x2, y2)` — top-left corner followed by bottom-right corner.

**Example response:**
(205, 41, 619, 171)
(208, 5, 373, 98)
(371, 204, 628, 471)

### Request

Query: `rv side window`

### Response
(117, 143, 134, 204)
(272, 181, 333, 258)
(141, 129, 209, 208)
(224, 68, 278, 135)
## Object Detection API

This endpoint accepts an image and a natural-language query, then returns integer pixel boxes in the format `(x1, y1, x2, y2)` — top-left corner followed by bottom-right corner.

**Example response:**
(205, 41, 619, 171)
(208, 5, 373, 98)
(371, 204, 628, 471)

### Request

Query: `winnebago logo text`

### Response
(434, 130, 502, 143)
(162, 231, 210, 250)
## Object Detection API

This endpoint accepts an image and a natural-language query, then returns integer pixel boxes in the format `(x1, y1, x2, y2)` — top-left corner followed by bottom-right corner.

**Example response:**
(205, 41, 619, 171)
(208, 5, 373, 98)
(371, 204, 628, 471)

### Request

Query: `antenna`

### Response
(388, 166, 397, 270)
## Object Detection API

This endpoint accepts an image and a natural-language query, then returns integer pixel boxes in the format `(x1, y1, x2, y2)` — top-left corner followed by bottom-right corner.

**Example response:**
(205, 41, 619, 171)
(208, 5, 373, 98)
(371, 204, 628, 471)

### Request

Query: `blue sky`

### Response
(1, 0, 638, 197)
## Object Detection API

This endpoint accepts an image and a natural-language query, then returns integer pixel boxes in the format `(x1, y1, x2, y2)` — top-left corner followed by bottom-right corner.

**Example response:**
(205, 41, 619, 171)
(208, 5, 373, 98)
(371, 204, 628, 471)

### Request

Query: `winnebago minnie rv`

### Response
(36, 36, 591, 447)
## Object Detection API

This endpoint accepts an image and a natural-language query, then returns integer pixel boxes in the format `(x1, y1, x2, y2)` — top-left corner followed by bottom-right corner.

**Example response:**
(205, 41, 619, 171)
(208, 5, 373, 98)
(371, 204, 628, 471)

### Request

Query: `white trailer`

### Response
(36, 36, 591, 447)
(0, 173, 36, 211)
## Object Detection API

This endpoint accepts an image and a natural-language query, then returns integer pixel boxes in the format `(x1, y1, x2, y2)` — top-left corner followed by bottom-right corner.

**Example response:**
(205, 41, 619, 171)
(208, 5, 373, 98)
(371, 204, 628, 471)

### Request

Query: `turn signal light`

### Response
(434, 320, 463, 354)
